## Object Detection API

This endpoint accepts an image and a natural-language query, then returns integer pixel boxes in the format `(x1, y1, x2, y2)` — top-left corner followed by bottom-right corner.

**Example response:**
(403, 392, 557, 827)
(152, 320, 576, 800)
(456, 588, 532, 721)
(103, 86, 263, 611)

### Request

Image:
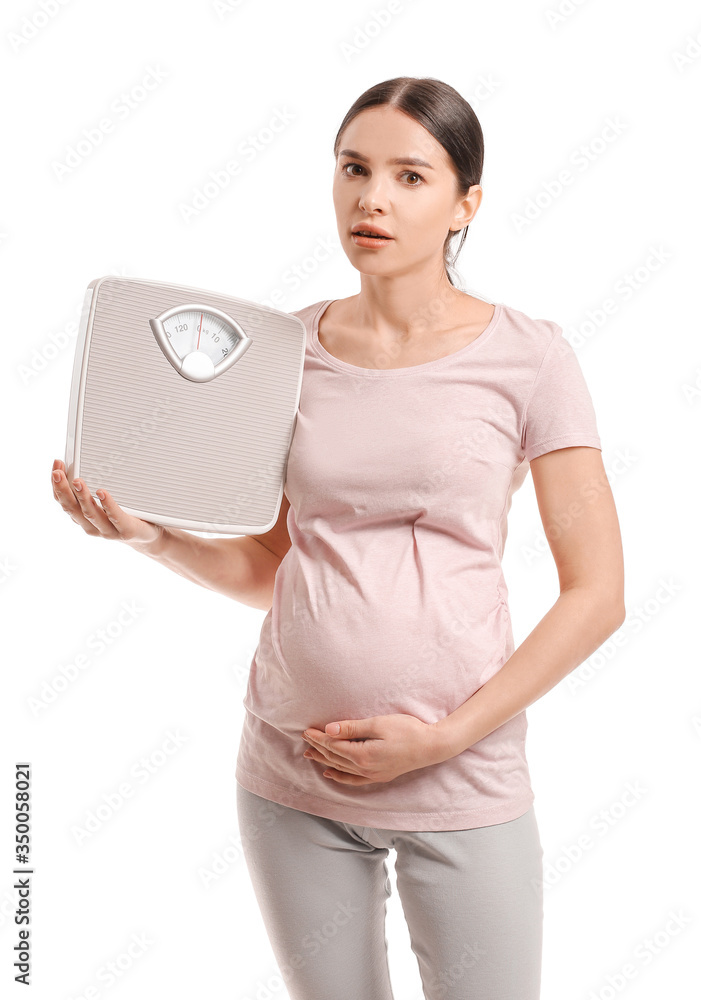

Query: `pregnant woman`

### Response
(52, 77, 625, 1000)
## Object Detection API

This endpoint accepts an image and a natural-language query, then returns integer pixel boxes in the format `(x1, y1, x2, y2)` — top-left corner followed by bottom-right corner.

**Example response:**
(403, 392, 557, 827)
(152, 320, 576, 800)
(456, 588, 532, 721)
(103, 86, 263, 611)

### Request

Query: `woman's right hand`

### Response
(51, 458, 164, 548)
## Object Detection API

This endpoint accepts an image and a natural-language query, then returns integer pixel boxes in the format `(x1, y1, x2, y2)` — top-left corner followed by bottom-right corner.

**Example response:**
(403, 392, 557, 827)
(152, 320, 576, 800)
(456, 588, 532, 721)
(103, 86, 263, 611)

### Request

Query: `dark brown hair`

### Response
(333, 76, 484, 287)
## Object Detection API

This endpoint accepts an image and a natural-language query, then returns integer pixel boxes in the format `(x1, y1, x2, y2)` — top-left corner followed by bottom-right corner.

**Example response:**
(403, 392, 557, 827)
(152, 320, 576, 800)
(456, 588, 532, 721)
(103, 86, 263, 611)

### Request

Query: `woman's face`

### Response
(332, 105, 481, 279)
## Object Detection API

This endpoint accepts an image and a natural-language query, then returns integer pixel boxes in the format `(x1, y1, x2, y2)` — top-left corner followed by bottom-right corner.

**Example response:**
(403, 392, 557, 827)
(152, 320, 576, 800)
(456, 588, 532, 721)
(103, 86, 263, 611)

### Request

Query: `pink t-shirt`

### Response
(235, 298, 602, 831)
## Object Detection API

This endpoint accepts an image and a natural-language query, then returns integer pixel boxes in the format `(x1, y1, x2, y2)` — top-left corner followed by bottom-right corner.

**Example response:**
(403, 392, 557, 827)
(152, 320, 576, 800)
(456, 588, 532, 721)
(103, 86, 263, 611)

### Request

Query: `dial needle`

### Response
(197, 313, 203, 350)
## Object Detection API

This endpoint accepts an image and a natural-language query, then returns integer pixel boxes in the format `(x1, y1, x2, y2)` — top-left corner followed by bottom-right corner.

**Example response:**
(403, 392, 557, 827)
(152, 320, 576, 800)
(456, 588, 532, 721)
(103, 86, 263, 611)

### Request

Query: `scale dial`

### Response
(149, 302, 252, 382)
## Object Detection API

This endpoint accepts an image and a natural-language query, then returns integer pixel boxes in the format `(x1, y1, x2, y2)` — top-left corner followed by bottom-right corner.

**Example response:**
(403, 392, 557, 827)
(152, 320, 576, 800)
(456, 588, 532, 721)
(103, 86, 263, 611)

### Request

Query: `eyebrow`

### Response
(338, 148, 434, 170)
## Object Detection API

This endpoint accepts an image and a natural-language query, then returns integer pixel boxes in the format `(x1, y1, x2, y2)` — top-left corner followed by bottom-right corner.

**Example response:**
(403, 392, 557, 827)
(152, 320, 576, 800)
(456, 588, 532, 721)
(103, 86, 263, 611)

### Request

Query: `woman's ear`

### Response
(452, 183, 483, 231)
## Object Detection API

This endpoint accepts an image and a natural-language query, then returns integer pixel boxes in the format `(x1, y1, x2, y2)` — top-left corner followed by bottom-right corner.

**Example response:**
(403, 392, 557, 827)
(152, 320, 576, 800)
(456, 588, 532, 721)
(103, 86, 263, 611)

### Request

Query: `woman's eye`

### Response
(341, 163, 424, 185)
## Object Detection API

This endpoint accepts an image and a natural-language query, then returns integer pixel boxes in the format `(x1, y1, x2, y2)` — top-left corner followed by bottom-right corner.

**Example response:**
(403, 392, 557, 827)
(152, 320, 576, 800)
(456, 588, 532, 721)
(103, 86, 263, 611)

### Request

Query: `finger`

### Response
(304, 736, 359, 765)
(52, 468, 98, 530)
(306, 746, 364, 774)
(323, 769, 373, 785)
(95, 488, 124, 528)
(51, 461, 66, 495)
(70, 479, 118, 535)
(52, 459, 73, 491)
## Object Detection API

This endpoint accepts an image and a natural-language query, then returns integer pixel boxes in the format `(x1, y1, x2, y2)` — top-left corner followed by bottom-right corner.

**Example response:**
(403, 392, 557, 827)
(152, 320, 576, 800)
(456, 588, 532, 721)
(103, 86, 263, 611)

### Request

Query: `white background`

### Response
(2, 0, 700, 997)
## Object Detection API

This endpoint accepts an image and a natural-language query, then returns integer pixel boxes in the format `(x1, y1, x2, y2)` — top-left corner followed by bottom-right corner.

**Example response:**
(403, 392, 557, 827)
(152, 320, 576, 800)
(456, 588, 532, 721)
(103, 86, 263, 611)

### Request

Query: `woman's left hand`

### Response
(301, 713, 449, 785)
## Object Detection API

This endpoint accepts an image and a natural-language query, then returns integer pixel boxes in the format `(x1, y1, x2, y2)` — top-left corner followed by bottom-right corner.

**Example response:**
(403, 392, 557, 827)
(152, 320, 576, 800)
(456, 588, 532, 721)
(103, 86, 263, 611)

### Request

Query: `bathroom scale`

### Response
(64, 275, 306, 535)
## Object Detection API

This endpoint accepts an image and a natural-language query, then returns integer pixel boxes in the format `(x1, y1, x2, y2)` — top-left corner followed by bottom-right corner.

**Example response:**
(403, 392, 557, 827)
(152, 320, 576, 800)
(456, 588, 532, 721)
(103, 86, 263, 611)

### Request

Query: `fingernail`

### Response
(73, 480, 82, 491)
(52, 471, 60, 482)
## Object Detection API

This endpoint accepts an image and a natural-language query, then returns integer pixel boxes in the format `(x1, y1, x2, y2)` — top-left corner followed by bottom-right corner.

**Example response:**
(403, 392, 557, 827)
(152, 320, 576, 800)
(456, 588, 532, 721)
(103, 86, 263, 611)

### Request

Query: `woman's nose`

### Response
(359, 185, 388, 213)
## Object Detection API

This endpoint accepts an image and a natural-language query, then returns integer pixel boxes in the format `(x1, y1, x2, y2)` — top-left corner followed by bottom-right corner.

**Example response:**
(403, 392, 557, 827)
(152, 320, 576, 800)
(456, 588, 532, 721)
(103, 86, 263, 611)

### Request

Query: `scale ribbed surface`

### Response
(78, 278, 305, 531)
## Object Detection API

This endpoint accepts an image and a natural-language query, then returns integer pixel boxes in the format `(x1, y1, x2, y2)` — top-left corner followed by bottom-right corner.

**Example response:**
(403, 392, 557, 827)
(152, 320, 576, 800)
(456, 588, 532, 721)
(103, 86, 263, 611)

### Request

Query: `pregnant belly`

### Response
(245, 573, 511, 738)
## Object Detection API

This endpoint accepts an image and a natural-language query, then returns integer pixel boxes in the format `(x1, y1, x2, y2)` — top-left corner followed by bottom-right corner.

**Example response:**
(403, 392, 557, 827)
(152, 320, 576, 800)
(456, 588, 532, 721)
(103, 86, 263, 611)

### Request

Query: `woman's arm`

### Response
(52, 458, 292, 612)
(431, 446, 625, 760)
(127, 493, 292, 611)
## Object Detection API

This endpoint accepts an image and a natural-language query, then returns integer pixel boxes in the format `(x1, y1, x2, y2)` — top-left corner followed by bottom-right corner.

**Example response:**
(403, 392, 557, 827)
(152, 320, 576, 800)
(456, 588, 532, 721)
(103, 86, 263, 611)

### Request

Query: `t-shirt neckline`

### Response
(309, 298, 503, 376)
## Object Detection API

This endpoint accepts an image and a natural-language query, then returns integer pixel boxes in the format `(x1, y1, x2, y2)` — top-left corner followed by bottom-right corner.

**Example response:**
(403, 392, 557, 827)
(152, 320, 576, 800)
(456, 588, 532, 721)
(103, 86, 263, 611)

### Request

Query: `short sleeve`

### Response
(521, 327, 602, 462)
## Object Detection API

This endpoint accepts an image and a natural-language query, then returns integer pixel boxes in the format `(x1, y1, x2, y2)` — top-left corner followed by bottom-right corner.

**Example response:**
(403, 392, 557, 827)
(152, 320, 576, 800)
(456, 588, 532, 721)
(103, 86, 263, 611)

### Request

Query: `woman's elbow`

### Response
(562, 583, 626, 633)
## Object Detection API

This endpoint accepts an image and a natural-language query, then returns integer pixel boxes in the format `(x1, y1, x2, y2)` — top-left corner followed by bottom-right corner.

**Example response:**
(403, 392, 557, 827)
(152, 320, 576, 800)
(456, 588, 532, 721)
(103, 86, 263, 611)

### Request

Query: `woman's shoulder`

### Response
(493, 300, 572, 368)
(287, 299, 331, 327)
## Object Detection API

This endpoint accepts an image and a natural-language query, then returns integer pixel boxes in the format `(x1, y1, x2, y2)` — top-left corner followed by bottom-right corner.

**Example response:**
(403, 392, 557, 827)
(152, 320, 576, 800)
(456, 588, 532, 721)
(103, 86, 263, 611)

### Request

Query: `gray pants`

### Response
(236, 782, 544, 1000)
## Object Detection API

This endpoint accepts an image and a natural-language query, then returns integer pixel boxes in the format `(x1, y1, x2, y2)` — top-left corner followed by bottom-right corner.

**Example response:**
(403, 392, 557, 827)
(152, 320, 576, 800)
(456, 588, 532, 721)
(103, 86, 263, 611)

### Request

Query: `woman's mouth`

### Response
(351, 230, 394, 247)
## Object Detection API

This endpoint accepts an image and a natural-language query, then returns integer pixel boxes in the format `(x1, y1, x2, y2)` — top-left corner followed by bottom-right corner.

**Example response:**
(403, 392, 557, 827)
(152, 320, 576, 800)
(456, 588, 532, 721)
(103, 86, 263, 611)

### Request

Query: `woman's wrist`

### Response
(125, 523, 170, 559)
(427, 718, 466, 764)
